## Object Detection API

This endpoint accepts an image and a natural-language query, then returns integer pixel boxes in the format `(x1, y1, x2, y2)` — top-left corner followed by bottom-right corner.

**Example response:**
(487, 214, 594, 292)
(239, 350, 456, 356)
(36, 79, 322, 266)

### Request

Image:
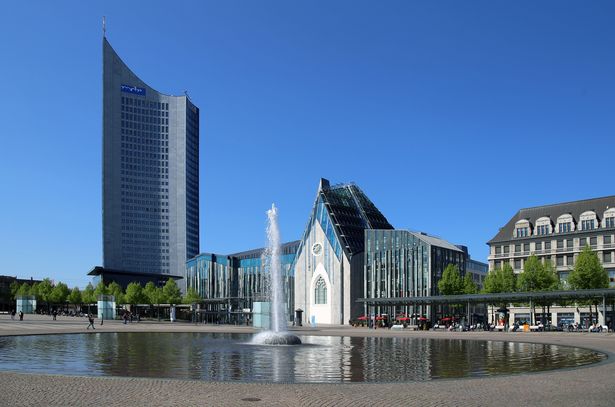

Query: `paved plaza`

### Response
(1, 315, 614, 406)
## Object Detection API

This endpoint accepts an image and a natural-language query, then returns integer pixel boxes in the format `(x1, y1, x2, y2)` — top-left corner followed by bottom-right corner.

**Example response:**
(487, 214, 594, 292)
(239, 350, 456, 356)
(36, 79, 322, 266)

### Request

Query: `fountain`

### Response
(251, 204, 302, 345)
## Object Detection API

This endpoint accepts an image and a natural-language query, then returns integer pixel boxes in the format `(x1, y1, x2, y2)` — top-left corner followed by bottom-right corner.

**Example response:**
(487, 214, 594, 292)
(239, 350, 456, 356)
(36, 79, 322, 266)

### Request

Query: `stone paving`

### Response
(1, 314, 615, 406)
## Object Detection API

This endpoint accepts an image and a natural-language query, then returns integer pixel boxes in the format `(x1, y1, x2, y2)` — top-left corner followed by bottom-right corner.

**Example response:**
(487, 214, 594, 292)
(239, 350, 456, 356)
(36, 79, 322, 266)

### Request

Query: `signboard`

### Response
(121, 84, 146, 96)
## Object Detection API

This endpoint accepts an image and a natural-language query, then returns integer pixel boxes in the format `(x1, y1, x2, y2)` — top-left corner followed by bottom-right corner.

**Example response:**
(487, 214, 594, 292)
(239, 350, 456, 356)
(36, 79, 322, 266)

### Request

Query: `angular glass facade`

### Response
(102, 37, 199, 280)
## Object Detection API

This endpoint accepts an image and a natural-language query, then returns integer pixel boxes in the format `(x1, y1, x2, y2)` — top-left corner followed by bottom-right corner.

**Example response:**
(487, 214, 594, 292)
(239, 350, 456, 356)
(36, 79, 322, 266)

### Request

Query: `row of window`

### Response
(496, 251, 614, 270)
(496, 235, 613, 254)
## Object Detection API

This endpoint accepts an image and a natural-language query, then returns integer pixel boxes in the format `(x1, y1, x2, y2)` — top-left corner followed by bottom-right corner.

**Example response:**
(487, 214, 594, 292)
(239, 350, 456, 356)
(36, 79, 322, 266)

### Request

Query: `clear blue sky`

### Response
(1, 1, 614, 288)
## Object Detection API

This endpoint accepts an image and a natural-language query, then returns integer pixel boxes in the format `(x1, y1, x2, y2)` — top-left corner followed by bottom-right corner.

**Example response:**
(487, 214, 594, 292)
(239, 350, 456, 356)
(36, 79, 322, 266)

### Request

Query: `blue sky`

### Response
(1, 1, 614, 288)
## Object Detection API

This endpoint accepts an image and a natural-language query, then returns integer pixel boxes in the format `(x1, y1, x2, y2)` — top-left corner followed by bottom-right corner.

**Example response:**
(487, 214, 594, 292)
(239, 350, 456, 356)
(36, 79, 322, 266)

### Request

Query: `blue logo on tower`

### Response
(121, 84, 146, 96)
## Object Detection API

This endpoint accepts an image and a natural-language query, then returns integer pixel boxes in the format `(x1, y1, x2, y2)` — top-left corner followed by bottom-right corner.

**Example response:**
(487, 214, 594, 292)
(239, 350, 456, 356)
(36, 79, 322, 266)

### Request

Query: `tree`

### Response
(483, 263, 516, 294)
(107, 282, 125, 305)
(568, 246, 609, 325)
(125, 282, 145, 306)
(94, 281, 109, 298)
(82, 283, 96, 314)
(182, 287, 201, 304)
(438, 264, 463, 295)
(49, 282, 70, 308)
(16, 282, 32, 297)
(163, 279, 181, 305)
(67, 287, 82, 313)
(144, 281, 165, 320)
(36, 278, 54, 312)
(9, 281, 21, 302)
(463, 273, 478, 295)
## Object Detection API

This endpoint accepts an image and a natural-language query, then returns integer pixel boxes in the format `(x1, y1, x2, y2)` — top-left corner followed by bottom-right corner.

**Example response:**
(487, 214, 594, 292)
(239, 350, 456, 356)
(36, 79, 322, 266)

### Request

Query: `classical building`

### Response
(92, 36, 200, 289)
(487, 195, 615, 326)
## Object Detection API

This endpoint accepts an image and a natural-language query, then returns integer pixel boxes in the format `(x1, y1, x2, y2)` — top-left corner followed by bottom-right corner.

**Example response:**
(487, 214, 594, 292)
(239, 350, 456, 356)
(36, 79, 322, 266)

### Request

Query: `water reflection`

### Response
(0, 333, 605, 383)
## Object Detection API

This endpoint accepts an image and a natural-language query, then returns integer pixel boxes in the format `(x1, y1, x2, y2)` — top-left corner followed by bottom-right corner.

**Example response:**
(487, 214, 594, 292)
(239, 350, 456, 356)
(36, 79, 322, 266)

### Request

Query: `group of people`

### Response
(9, 310, 24, 321)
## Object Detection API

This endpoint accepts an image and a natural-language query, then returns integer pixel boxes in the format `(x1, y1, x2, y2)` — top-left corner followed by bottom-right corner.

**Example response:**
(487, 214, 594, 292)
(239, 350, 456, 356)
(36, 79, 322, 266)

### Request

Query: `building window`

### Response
(536, 225, 550, 235)
(514, 259, 521, 269)
(545, 241, 551, 250)
(495, 246, 501, 255)
(566, 255, 573, 266)
(581, 219, 595, 231)
(523, 243, 530, 252)
(536, 242, 542, 251)
(590, 237, 597, 247)
(559, 222, 572, 233)
(566, 239, 573, 249)
(604, 252, 612, 263)
(557, 240, 564, 249)
(504, 246, 510, 254)
(556, 256, 564, 266)
(515, 244, 521, 253)
(516, 227, 529, 237)
(606, 218, 615, 228)
(314, 277, 327, 304)
(579, 237, 587, 248)
(605, 235, 612, 245)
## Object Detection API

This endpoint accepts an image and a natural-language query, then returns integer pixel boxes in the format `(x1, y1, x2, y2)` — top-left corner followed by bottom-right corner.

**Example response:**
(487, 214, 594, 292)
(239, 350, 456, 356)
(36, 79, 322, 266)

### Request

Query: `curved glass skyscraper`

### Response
(102, 37, 199, 282)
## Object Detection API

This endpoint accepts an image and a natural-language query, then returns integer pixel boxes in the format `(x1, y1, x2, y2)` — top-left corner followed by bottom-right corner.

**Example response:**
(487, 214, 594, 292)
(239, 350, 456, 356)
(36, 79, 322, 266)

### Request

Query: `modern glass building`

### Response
(364, 230, 468, 320)
(99, 36, 199, 288)
(185, 241, 300, 323)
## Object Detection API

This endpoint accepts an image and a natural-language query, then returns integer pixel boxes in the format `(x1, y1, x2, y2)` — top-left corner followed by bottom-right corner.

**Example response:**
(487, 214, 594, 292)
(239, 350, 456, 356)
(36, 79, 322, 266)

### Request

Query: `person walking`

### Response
(18, 311, 23, 321)
(52, 310, 57, 321)
(87, 314, 95, 330)
(10, 310, 15, 320)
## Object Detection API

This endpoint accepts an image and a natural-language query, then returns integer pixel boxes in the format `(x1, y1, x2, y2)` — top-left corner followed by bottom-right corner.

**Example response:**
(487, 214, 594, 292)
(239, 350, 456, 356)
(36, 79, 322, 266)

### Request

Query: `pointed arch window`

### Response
(314, 277, 327, 304)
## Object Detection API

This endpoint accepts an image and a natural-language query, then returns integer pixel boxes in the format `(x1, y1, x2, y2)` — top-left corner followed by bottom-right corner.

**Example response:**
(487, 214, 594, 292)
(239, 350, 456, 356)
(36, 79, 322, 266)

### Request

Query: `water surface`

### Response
(0, 332, 605, 383)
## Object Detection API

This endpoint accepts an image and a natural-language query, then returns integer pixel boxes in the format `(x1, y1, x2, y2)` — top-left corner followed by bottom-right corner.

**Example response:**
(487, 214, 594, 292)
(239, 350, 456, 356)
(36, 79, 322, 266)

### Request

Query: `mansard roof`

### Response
(488, 195, 615, 244)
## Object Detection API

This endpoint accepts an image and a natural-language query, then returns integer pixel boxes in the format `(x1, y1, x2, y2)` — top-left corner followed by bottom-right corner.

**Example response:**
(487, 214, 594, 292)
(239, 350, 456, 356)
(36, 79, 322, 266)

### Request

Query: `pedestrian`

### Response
(10, 310, 15, 320)
(19, 311, 23, 321)
(52, 309, 57, 321)
(87, 313, 95, 330)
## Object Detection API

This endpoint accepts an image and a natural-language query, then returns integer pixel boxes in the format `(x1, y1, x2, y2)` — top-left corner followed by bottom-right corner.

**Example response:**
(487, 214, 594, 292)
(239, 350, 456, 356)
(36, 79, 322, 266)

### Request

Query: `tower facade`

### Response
(102, 37, 199, 281)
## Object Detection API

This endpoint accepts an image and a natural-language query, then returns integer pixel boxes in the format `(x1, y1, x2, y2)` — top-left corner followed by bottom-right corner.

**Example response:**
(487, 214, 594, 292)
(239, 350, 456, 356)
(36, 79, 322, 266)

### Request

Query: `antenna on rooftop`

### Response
(102, 16, 106, 37)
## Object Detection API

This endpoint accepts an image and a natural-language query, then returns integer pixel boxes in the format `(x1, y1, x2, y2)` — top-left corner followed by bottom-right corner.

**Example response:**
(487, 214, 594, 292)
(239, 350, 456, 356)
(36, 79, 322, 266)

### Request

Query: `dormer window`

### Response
(534, 217, 552, 236)
(514, 220, 531, 238)
(579, 211, 597, 231)
(603, 208, 615, 229)
(556, 214, 575, 234)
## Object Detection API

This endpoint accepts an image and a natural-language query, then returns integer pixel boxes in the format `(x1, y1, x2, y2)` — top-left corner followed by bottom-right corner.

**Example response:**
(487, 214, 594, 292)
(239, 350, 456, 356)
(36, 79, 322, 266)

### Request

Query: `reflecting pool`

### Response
(0, 333, 605, 383)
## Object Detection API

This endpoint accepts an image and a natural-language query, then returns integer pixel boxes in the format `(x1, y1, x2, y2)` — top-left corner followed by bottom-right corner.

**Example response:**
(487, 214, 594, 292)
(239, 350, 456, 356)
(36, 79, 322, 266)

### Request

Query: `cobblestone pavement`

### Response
(1, 315, 614, 406)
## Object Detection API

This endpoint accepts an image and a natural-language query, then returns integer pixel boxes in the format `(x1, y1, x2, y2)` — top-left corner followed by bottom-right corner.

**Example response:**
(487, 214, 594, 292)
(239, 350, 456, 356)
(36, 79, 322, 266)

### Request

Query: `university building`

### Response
(90, 36, 200, 289)
(185, 178, 486, 325)
(487, 195, 615, 326)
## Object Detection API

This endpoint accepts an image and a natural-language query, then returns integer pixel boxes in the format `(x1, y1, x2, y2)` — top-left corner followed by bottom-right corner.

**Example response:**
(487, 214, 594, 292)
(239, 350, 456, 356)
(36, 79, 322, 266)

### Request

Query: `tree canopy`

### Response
(568, 246, 609, 290)
(182, 287, 202, 304)
(483, 263, 516, 294)
(462, 273, 478, 294)
(125, 282, 146, 305)
(163, 279, 182, 305)
(517, 254, 557, 292)
(438, 264, 463, 295)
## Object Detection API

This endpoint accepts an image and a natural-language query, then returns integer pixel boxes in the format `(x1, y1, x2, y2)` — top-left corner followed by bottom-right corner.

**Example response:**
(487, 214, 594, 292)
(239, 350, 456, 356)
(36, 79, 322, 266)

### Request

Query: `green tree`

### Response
(94, 281, 109, 298)
(438, 264, 463, 295)
(37, 278, 54, 312)
(9, 281, 21, 302)
(125, 282, 145, 305)
(163, 279, 182, 305)
(49, 282, 70, 308)
(483, 263, 516, 294)
(182, 287, 201, 304)
(107, 281, 125, 305)
(82, 283, 96, 304)
(16, 282, 32, 297)
(462, 273, 478, 294)
(568, 246, 609, 325)
(67, 287, 82, 313)
(144, 281, 165, 320)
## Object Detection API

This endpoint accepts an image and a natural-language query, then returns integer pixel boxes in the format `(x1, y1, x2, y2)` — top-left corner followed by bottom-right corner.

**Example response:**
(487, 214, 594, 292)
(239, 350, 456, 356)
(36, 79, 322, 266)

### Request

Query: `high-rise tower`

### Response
(100, 37, 199, 285)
